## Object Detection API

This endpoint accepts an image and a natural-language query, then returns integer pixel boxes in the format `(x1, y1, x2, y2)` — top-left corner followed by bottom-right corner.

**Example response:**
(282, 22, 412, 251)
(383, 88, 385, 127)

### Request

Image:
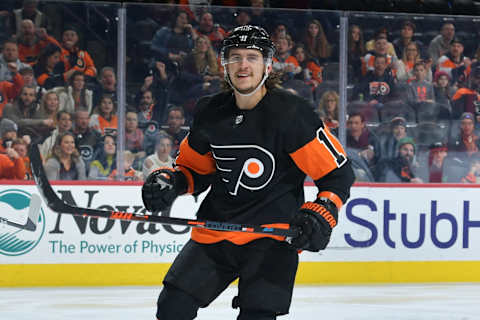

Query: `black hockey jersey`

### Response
(175, 88, 354, 244)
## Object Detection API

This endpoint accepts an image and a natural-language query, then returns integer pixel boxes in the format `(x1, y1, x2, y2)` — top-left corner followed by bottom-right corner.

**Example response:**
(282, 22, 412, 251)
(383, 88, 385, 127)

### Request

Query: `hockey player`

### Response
(142, 25, 354, 320)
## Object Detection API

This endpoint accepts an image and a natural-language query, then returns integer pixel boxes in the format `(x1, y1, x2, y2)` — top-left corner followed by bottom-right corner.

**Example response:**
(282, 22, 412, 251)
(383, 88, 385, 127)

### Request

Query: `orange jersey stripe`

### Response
(289, 126, 347, 181)
(191, 223, 289, 245)
(176, 137, 216, 175)
(175, 137, 216, 194)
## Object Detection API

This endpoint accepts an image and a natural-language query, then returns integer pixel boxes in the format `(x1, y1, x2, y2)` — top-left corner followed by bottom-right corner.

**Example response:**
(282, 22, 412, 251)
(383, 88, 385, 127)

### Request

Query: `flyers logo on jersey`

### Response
(211, 144, 275, 196)
(368, 81, 390, 96)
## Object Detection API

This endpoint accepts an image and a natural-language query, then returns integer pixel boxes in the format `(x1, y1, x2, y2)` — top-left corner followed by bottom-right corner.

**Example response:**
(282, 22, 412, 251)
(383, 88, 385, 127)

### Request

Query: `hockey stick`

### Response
(29, 144, 300, 238)
(0, 193, 41, 232)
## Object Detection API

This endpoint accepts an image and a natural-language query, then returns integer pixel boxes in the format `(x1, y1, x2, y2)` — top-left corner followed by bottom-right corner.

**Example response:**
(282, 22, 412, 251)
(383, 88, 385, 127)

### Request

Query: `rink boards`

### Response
(1, 182, 480, 287)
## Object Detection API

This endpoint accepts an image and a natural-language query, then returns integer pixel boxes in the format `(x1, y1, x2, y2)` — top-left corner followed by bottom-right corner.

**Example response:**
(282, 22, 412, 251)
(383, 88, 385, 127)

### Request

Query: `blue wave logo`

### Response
(0, 189, 45, 256)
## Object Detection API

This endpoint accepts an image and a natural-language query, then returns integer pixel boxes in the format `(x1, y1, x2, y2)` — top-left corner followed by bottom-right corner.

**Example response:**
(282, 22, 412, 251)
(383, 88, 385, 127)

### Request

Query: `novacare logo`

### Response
(0, 189, 45, 256)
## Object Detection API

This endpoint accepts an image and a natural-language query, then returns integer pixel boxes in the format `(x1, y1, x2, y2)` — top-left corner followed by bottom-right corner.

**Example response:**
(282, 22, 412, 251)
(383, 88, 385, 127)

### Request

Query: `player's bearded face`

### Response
(226, 49, 266, 95)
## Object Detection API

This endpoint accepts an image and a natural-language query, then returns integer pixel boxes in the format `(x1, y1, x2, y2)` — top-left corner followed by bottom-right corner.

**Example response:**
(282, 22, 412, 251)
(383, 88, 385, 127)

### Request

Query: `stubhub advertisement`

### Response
(1, 184, 480, 264)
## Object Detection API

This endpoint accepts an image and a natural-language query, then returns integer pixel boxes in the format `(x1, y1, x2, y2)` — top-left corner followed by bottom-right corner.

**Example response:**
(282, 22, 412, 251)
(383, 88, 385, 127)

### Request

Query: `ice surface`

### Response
(1, 283, 479, 319)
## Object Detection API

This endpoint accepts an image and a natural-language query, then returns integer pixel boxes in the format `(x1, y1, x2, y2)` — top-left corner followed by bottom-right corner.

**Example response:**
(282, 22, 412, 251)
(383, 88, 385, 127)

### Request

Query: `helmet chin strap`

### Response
(225, 62, 271, 97)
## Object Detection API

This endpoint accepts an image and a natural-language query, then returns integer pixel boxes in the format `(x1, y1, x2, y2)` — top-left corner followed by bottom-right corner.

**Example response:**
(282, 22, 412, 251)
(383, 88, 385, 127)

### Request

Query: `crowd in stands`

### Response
(1, 0, 480, 184)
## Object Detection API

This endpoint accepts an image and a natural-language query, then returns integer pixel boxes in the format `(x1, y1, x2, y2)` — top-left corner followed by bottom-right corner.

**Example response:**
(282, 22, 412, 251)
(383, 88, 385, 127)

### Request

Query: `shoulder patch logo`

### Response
(211, 144, 275, 196)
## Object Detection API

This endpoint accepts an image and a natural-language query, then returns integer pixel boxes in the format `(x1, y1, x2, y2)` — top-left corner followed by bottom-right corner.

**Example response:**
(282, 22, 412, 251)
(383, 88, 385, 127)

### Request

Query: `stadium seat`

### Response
(347, 100, 379, 122)
(314, 81, 339, 102)
(414, 121, 449, 151)
(415, 102, 451, 122)
(378, 100, 416, 122)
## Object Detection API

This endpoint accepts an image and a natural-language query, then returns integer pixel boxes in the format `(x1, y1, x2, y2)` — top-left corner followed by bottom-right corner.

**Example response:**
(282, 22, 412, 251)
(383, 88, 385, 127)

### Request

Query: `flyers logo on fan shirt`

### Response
(211, 144, 275, 196)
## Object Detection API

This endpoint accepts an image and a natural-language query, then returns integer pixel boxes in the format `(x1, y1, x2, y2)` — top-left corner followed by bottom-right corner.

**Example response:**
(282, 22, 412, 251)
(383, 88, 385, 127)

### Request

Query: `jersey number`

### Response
(318, 128, 347, 168)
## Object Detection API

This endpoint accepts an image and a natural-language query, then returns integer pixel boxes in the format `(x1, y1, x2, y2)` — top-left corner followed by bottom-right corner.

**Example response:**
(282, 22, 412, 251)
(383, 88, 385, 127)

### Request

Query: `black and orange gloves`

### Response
(289, 198, 338, 252)
(141, 167, 188, 212)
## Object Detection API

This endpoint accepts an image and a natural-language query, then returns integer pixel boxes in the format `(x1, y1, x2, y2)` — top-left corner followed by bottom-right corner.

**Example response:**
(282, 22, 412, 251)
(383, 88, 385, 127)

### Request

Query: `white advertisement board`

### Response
(1, 184, 480, 264)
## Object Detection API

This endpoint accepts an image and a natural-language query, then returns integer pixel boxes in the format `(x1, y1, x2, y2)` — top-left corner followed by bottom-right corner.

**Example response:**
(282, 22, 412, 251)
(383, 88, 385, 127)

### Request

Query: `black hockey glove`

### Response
(289, 198, 338, 252)
(141, 167, 188, 212)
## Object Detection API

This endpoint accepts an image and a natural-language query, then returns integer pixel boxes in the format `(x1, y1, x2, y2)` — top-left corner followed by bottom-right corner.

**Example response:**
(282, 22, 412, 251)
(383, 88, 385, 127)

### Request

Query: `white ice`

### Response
(1, 283, 479, 319)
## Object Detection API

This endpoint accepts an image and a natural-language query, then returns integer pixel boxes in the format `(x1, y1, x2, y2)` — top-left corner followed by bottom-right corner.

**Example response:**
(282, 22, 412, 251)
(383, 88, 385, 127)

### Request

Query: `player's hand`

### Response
(289, 199, 338, 252)
(141, 167, 186, 212)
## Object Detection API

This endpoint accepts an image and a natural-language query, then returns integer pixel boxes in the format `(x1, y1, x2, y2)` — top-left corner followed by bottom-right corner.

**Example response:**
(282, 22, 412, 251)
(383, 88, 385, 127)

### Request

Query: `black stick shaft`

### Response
(29, 143, 300, 238)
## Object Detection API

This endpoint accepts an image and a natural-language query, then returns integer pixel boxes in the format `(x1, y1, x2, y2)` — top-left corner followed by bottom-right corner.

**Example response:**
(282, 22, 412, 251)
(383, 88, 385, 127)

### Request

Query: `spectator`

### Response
(34, 89, 61, 140)
(163, 105, 188, 157)
(137, 87, 166, 127)
(60, 25, 97, 81)
(249, 0, 270, 28)
(194, 12, 227, 51)
(34, 43, 66, 90)
(346, 147, 375, 182)
(362, 33, 396, 76)
(392, 20, 425, 60)
(301, 19, 331, 63)
(433, 70, 455, 112)
(407, 61, 435, 105)
(18, 65, 43, 102)
(150, 10, 196, 66)
(92, 66, 116, 107)
(231, 8, 252, 28)
(109, 150, 143, 181)
(44, 131, 86, 180)
(182, 35, 222, 102)
(395, 41, 432, 83)
(72, 108, 100, 168)
(142, 132, 174, 178)
(3, 84, 56, 139)
(365, 27, 397, 59)
(0, 143, 26, 179)
(0, 3, 14, 43)
(451, 65, 480, 120)
(375, 137, 423, 183)
(0, 61, 24, 117)
(428, 22, 455, 65)
(348, 24, 366, 81)
(317, 90, 339, 130)
(460, 153, 480, 183)
(89, 94, 117, 136)
(354, 54, 396, 105)
(88, 134, 116, 180)
(0, 118, 18, 154)
(39, 110, 72, 160)
(293, 43, 323, 89)
(0, 39, 30, 81)
(55, 71, 93, 114)
(437, 37, 471, 84)
(16, 19, 61, 65)
(12, 137, 31, 179)
(125, 110, 145, 159)
(270, 22, 290, 43)
(182, 2, 209, 25)
(272, 35, 301, 82)
(139, 57, 175, 120)
(379, 116, 409, 161)
(448, 112, 480, 157)
(346, 112, 381, 167)
(427, 141, 448, 183)
(11, 0, 50, 36)
(38, 89, 59, 124)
